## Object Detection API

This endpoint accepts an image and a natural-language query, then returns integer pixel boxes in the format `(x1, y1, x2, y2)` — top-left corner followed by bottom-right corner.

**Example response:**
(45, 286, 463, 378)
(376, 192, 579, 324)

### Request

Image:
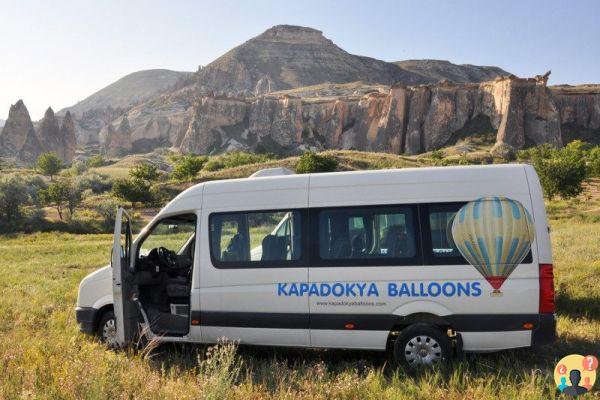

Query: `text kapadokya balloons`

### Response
(451, 197, 536, 292)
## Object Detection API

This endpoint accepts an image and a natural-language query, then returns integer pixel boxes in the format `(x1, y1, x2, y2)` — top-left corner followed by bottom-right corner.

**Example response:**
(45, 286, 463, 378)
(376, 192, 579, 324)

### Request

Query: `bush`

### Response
(490, 142, 516, 161)
(203, 151, 275, 172)
(112, 178, 152, 208)
(171, 155, 208, 181)
(295, 152, 339, 174)
(86, 155, 105, 168)
(129, 162, 160, 182)
(77, 173, 113, 194)
(203, 158, 226, 172)
(37, 152, 63, 180)
(92, 198, 120, 232)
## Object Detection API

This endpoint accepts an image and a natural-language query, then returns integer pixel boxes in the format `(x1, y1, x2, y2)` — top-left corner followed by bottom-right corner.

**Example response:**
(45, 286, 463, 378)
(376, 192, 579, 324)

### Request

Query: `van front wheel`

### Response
(97, 310, 119, 349)
(393, 323, 452, 369)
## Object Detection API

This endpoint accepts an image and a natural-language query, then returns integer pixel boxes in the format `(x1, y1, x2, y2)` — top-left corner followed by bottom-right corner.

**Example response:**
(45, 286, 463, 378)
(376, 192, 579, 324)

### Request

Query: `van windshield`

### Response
(139, 216, 197, 258)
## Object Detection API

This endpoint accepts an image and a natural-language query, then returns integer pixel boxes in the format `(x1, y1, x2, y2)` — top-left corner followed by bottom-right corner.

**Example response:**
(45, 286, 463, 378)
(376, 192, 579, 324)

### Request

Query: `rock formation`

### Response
(37, 107, 62, 155)
(101, 116, 132, 156)
(0, 100, 44, 165)
(59, 111, 77, 164)
(35, 107, 77, 164)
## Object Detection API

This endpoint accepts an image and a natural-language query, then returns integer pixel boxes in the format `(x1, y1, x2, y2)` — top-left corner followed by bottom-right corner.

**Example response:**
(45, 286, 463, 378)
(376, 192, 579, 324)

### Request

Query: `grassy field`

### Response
(0, 185, 599, 399)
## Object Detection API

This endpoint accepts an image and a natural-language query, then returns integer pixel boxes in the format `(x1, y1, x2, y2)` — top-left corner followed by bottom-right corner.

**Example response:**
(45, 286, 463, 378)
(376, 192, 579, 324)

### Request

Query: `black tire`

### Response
(97, 310, 119, 349)
(393, 323, 452, 369)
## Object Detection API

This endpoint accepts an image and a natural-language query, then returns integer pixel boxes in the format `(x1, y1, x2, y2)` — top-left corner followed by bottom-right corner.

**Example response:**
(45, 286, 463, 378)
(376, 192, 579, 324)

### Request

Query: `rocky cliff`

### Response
(0, 100, 43, 164)
(550, 85, 600, 143)
(175, 76, 566, 155)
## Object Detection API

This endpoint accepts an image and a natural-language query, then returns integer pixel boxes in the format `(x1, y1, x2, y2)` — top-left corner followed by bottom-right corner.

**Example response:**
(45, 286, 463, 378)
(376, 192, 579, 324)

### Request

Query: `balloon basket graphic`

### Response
(487, 276, 506, 297)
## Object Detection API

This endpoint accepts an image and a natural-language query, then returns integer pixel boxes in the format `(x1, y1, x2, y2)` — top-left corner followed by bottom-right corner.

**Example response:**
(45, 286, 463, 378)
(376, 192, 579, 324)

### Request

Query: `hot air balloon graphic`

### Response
(451, 197, 536, 294)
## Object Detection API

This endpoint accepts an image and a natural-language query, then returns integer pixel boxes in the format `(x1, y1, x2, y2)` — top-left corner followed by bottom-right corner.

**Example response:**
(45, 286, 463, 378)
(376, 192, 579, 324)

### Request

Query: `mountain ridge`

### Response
(59, 69, 193, 117)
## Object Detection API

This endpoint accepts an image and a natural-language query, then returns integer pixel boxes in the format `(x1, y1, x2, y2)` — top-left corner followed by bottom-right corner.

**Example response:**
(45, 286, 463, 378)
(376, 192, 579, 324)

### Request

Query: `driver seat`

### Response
(166, 277, 189, 298)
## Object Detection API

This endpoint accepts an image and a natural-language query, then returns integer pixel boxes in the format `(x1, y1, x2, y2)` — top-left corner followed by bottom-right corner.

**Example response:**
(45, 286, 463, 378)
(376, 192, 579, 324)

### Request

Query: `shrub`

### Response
(221, 151, 273, 168)
(295, 152, 339, 174)
(37, 152, 63, 180)
(77, 173, 113, 194)
(490, 142, 516, 161)
(203, 158, 226, 172)
(430, 149, 444, 161)
(129, 162, 160, 182)
(93, 198, 120, 232)
(203, 151, 275, 172)
(588, 146, 600, 177)
(112, 178, 152, 208)
(86, 155, 105, 168)
(171, 155, 208, 181)
(65, 161, 88, 176)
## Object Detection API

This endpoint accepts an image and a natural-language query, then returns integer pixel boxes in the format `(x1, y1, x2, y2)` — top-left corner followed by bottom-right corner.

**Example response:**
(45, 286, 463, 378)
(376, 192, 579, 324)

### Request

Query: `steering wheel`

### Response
(157, 247, 177, 269)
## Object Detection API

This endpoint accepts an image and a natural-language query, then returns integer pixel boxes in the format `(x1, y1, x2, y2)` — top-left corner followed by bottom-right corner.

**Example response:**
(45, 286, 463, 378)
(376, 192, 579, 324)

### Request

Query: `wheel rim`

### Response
(404, 335, 443, 366)
(102, 318, 118, 348)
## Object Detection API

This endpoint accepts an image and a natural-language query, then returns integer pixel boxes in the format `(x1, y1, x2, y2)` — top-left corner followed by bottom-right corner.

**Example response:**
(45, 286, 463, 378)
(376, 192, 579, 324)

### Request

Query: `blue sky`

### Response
(1, 0, 598, 120)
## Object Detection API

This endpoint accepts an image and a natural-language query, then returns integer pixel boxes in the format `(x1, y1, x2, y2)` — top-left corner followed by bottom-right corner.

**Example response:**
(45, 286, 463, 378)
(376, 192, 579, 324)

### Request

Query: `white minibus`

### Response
(76, 164, 555, 367)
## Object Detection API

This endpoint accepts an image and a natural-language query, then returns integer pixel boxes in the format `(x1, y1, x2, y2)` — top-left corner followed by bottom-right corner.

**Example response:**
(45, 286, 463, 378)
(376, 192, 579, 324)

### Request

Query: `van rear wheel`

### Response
(393, 323, 452, 369)
(98, 310, 119, 349)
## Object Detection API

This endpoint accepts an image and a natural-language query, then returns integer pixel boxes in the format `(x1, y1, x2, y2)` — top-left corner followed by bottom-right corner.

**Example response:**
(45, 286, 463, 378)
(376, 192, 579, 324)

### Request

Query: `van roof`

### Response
(173, 163, 531, 200)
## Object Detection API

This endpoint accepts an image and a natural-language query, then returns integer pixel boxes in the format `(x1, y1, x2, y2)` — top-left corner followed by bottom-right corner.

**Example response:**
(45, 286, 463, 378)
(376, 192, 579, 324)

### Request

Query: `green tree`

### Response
(0, 175, 30, 226)
(171, 155, 208, 181)
(40, 179, 82, 220)
(37, 152, 63, 181)
(111, 178, 152, 208)
(528, 146, 587, 200)
(129, 162, 160, 182)
(295, 152, 339, 174)
(587, 146, 600, 177)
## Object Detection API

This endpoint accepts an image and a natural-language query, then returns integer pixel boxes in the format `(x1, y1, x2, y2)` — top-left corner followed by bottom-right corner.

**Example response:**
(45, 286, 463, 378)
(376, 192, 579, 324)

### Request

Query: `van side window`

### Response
(423, 203, 534, 265)
(317, 206, 417, 263)
(428, 205, 462, 258)
(210, 210, 303, 267)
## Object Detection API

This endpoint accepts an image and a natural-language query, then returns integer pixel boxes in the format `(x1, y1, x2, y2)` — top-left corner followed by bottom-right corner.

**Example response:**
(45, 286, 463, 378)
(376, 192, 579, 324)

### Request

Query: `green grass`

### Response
(0, 190, 598, 398)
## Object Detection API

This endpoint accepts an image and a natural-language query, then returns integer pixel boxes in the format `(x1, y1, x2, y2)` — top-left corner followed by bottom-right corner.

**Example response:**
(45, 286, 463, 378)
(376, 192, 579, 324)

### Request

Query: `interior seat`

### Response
(351, 235, 365, 257)
(262, 235, 288, 261)
(166, 276, 189, 298)
(382, 225, 411, 257)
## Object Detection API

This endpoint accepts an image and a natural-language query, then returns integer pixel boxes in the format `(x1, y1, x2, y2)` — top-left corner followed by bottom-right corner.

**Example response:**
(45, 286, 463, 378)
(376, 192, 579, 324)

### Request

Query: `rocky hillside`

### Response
(60, 69, 193, 117)
(394, 60, 510, 84)
(59, 69, 192, 146)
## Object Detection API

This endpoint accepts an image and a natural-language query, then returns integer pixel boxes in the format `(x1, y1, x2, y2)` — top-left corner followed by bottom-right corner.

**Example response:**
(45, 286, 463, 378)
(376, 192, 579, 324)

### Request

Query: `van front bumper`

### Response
(531, 313, 556, 347)
(75, 307, 98, 334)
